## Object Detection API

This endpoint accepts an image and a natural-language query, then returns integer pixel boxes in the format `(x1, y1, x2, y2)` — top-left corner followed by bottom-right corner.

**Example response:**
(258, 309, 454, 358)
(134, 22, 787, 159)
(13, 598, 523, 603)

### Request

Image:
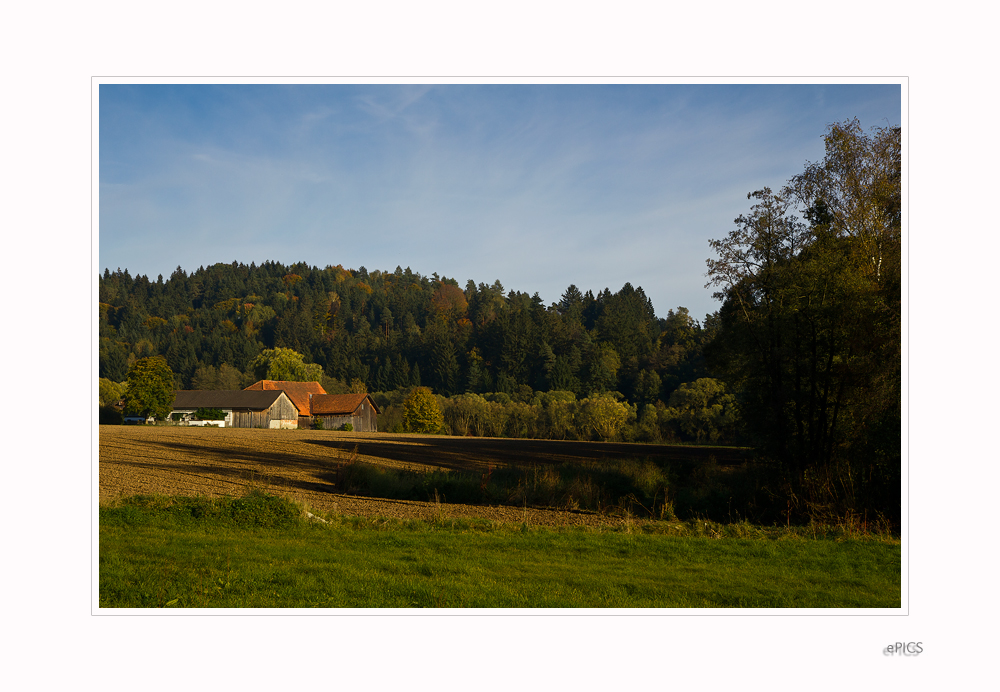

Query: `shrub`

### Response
(99, 405, 123, 425)
(194, 407, 225, 421)
(377, 403, 405, 433)
(227, 491, 301, 528)
(313, 417, 325, 430)
(98, 378, 126, 408)
(444, 394, 490, 436)
(505, 401, 538, 438)
(112, 492, 302, 529)
(341, 422, 354, 432)
(661, 378, 738, 444)
(576, 394, 630, 440)
(538, 396, 576, 440)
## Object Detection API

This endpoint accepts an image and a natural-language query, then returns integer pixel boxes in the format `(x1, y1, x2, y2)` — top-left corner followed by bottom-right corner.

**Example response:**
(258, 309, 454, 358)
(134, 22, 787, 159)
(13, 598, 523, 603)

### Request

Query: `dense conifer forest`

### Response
(99, 260, 707, 403)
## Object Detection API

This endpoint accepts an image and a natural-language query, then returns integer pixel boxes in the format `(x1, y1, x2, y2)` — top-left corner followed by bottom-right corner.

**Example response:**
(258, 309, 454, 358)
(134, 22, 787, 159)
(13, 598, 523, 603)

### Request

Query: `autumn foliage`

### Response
(431, 282, 468, 317)
(402, 387, 444, 434)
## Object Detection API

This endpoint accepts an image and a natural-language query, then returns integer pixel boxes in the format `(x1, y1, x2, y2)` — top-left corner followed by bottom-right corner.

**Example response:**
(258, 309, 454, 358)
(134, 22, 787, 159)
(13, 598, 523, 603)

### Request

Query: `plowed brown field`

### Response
(99, 426, 748, 528)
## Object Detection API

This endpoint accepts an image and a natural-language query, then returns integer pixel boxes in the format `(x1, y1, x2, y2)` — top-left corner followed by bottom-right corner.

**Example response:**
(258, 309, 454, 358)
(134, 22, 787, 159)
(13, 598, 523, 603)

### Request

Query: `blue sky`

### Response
(99, 82, 901, 321)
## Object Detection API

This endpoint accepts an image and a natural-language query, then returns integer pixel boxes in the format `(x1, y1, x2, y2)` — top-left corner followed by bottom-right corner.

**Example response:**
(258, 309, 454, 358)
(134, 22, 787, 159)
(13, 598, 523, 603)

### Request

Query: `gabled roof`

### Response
(311, 393, 380, 416)
(171, 389, 292, 411)
(243, 380, 326, 415)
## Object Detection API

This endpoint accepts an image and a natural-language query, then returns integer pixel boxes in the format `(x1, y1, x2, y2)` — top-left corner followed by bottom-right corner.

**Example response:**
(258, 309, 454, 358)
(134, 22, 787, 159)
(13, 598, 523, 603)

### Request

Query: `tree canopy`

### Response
(402, 387, 444, 434)
(705, 118, 900, 522)
(249, 347, 324, 382)
(99, 260, 710, 406)
(122, 356, 175, 420)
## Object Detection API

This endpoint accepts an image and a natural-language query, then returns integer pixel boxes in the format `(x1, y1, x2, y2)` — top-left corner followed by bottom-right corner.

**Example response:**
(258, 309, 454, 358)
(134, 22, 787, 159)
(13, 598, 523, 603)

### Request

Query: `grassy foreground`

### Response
(99, 493, 900, 609)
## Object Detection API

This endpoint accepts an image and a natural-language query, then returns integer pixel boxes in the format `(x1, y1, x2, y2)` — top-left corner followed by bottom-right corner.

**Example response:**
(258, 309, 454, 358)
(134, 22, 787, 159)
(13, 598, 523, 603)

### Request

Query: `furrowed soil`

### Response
(99, 426, 748, 528)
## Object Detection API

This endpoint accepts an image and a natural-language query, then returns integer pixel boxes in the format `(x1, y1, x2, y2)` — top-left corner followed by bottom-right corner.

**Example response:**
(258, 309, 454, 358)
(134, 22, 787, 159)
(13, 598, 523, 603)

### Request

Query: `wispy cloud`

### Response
(99, 83, 901, 318)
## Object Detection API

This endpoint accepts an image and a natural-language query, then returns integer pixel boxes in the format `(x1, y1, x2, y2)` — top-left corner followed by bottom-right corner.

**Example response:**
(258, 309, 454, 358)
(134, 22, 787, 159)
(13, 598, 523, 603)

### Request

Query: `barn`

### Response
(310, 393, 380, 432)
(170, 390, 300, 428)
(244, 380, 326, 429)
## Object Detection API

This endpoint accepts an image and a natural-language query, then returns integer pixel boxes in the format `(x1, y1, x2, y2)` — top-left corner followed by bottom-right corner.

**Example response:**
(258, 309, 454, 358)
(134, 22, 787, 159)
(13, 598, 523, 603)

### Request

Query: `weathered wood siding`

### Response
(231, 411, 269, 428)
(268, 393, 300, 421)
(230, 393, 299, 429)
(318, 400, 378, 432)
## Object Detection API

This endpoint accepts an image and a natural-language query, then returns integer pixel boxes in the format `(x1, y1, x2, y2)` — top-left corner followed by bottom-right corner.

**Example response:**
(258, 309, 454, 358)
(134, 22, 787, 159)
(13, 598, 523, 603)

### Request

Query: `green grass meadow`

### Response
(99, 493, 900, 609)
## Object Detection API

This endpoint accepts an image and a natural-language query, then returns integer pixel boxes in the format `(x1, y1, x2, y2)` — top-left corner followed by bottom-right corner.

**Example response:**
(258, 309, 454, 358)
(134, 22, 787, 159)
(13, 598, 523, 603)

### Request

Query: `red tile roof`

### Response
(310, 393, 380, 416)
(243, 380, 326, 415)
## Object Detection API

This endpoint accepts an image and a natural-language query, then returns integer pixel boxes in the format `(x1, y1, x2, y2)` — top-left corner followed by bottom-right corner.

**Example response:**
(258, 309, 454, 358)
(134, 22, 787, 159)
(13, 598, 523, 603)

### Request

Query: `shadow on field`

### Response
(135, 439, 343, 495)
(300, 435, 750, 471)
(114, 434, 751, 508)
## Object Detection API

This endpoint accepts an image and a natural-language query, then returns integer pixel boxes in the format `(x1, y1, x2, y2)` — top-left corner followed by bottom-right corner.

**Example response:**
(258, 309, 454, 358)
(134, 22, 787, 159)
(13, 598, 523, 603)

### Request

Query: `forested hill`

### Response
(98, 120, 901, 527)
(99, 261, 711, 403)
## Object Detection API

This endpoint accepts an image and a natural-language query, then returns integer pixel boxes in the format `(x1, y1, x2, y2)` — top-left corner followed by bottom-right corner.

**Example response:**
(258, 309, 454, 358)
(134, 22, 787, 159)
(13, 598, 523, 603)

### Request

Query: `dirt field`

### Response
(99, 426, 748, 528)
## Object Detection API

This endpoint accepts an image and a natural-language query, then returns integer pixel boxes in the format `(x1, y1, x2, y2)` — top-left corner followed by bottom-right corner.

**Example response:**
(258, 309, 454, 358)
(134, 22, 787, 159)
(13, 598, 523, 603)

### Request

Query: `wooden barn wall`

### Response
(319, 401, 378, 432)
(270, 395, 299, 421)
(230, 395, 299, 428)
(358, 400, 377, 431)
(231, 411, 271, 428)
(319, 415, 353, 430)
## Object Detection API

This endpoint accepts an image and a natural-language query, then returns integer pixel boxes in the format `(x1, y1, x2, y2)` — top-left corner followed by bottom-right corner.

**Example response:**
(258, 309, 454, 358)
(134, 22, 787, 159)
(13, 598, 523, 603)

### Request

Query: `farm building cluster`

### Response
(168, 380, 379, 431)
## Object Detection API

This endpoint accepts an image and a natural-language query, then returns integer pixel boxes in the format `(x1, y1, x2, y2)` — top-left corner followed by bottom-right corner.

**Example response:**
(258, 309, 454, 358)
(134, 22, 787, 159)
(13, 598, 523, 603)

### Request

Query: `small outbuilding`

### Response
(310, 393, 380, 432)
(170, 390, 300, 428)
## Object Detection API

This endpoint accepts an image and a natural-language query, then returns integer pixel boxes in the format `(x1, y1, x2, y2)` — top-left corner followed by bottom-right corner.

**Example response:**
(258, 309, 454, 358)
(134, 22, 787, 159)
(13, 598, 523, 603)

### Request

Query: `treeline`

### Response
(99, 118, 901, 526)
(370, 379, 737, 444)
(99, 262, 713, 411)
